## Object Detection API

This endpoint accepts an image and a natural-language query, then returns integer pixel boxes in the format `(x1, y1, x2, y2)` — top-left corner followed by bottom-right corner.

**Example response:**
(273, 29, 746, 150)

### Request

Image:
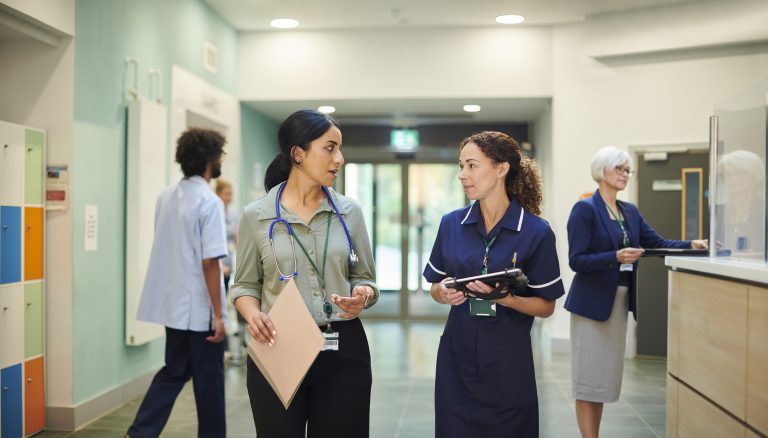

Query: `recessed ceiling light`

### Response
(317, 105, 336, 114)
(463, 104, 481, 113)
(495, 15, 525, 25)
(270, 18, 299, 29)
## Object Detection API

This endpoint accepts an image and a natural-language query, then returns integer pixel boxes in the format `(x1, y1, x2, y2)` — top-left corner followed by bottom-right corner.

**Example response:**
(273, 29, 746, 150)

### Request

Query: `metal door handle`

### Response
(2, 386, 8, 391)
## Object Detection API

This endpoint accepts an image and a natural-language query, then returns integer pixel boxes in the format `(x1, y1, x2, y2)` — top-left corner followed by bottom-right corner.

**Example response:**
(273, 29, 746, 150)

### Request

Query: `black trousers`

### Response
(247, 317, 372, 438)
(128, 327, 225, 438)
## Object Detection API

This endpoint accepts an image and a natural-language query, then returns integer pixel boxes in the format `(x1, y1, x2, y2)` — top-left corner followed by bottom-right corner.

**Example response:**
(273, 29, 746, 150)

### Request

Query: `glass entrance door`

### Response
(343, 162, 466, 319)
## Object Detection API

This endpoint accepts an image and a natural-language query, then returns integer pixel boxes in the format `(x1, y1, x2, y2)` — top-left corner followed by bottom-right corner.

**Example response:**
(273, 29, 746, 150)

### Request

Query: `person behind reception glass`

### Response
(565, 146, 708, 438)
(716, 149, 765, 255)
(423, 131, 565, 438)
(229, 110, 378, 438)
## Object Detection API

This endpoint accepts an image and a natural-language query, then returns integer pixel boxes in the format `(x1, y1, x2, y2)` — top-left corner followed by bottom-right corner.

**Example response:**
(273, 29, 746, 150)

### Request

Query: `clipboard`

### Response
(641, 248, 708, 257)
(246, 278, 325, 409)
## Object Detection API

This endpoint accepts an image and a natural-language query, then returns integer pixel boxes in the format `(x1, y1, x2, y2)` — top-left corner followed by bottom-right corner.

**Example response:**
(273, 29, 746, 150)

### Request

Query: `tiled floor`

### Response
(38, 320, 667, 437)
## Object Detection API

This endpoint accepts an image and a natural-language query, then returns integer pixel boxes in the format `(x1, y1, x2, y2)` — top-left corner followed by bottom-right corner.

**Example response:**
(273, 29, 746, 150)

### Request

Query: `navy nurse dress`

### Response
(423, 198, 565, 438)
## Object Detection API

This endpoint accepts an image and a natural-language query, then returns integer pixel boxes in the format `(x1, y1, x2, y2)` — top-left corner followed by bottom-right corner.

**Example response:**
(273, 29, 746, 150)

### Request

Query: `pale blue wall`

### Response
(72, 0, 238, 404)
(240, 104, 279, 206)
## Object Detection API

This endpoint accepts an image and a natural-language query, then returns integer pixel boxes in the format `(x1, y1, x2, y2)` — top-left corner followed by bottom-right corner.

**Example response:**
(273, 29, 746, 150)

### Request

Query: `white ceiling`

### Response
(205, 0, 697, 31)
(208, 0, 699, 124)
(246, 97, 551, 125)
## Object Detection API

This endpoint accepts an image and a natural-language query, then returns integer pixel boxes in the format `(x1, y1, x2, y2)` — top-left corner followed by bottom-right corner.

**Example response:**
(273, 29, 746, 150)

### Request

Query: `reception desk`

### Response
(665, 257, 768, 437)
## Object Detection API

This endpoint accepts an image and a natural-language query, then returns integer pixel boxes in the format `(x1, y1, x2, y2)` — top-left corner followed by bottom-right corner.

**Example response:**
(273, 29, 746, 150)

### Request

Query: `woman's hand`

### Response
(332, 285, 372, 319)
(246, 311, 277, 347)
(691, 239, 709, 250)
(616, 247, 644, 264)
(464, 280, 499, 297)
(432, 279, 467, 306)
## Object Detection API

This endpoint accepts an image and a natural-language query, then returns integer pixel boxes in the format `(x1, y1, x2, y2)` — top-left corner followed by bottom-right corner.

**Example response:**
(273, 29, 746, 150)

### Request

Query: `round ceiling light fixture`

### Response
(270, 18, 300, 29)
(317, 105, 336, 114)
(495, 15, 525, 25)
(463, 104, 482, 113)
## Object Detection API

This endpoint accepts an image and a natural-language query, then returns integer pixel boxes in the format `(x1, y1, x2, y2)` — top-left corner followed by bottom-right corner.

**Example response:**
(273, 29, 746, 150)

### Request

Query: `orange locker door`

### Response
(24, 207, 43, 281)
(24, 357, 45, 435)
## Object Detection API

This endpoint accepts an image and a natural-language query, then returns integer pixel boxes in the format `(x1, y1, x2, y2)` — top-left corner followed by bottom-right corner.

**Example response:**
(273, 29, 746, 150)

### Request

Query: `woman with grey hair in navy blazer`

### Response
(565, 146, 707, 438)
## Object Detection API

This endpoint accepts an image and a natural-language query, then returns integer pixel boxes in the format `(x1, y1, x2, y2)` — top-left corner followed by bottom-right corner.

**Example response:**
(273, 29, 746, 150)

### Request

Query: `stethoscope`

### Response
(268, 181, 358, 281)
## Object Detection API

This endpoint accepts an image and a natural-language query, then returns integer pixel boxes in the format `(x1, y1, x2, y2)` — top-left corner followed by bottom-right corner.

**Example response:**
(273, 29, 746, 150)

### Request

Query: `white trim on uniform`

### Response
(461, 203, 474, 224)
(427, 260, 447, 276)
(516, 206, 524, 231)
(528, 276, 561, 289)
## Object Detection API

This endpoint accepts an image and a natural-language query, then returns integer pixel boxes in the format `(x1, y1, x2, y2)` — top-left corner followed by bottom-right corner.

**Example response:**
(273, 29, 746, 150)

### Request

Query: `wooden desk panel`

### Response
(676, 272, 748, 420)
(747, 286, 768, 435)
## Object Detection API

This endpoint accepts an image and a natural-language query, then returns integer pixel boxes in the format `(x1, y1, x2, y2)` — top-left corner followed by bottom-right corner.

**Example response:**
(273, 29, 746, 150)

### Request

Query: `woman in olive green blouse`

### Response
(230, 109, 378, 438)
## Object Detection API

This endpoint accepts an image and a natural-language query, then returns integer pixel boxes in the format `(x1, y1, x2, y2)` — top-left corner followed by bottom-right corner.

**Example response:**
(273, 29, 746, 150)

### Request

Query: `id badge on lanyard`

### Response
(321, 331, 339, 351)
(469, 298, 496, 317)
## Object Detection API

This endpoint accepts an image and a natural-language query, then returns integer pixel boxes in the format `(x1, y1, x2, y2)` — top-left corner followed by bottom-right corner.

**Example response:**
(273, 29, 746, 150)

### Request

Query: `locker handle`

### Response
(28, 147, 33, 152)
(2, 386, 8, 391)
(27, 378, 32, 383)
(3, 306, 8, 311)
(27, 302, 32, 307)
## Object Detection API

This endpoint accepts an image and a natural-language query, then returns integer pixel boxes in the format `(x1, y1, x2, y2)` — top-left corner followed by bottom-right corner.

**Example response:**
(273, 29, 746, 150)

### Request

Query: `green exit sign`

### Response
(391, 129, 419, 149)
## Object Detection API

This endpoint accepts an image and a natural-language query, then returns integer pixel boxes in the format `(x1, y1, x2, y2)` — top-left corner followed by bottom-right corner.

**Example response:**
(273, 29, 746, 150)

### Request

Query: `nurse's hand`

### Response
(247, 311, 277, 347)
(433, 279, 467, 306)
(465, 280, 498, 298)
(332, 286, 372, 319)
(206, 316, 227, 343)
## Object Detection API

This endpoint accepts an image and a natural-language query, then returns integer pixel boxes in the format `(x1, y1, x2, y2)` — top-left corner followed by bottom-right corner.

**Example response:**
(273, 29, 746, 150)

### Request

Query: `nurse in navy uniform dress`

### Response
(423, 131, 565, 438)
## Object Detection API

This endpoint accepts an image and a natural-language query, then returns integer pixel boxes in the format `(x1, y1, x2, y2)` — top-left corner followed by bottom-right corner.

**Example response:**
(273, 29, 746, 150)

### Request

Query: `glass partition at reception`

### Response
(711, 79, 767, 263)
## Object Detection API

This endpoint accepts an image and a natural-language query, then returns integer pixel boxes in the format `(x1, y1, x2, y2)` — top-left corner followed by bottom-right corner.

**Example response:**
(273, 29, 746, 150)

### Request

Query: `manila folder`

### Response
(246, 278, 324, 409)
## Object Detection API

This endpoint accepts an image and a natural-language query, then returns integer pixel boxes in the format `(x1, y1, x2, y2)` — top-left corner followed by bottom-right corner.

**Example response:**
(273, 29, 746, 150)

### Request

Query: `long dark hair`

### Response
(264, 110, 340, 192)
(459, 131, 543, 215)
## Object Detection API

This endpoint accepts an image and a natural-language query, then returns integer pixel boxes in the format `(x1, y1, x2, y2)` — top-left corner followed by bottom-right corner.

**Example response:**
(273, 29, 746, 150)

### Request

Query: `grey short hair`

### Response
(719, 150, 764, 184)
(590, 146, 633, 183)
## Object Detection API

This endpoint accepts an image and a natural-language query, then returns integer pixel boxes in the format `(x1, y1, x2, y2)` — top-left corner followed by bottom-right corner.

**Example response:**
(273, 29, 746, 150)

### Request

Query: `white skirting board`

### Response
(125, 98, 167, 346)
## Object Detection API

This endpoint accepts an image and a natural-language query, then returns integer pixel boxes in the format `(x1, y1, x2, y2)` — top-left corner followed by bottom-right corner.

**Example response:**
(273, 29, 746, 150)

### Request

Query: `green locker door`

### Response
(24, 282, 43, 358)
(24, 130, 44, 205)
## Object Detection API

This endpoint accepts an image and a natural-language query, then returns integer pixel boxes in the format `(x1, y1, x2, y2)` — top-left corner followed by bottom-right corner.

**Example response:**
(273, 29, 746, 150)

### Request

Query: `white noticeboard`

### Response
(125, 98, 167, 346)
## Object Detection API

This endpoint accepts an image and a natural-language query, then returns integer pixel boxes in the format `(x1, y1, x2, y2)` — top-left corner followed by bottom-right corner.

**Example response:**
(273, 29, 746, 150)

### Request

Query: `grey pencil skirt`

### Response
(570, 285, 629, 403)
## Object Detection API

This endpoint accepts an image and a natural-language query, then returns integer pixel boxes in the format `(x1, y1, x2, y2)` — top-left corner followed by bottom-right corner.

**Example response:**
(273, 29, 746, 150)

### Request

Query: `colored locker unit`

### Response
(0, 121, 46, 437)
(2, 364, 23, 438)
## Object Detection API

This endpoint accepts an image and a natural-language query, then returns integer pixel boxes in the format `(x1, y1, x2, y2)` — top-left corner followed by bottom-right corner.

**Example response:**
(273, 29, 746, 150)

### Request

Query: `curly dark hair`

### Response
(175, 128, 226, 177)
(459, 131, 543, 215)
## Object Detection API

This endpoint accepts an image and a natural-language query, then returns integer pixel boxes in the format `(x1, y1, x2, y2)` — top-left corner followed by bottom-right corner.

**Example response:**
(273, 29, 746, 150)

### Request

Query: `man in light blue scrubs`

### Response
(125, 128, 228, 438)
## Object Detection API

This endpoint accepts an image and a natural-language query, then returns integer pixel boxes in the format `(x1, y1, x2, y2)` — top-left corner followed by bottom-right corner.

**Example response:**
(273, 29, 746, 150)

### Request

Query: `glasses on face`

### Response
(614, 166, 635, 177)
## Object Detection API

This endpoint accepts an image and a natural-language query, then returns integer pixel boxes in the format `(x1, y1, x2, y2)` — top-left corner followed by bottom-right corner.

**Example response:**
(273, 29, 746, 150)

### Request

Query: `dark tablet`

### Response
(642, 248, 709, 257)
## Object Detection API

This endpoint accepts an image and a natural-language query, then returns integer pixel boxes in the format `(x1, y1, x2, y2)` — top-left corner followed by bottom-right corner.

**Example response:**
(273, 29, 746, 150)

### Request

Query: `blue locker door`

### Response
(0, 206, 22, 284)
(1, 364, 23, 438)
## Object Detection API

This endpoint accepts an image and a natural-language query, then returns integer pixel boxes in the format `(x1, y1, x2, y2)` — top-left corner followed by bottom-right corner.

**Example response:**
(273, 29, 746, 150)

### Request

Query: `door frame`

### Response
(625, 141, 708, 358)
(339, 154, 463, 321)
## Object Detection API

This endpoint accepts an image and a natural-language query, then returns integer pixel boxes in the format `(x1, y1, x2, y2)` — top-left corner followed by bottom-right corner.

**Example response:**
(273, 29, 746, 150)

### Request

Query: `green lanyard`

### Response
(481, 235, 497, 275)
(292, 212, 333, 321)
(606, 205, 630, 248)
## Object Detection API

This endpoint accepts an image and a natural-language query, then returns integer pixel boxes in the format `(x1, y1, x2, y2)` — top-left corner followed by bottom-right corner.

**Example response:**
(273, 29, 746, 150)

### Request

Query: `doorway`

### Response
(342, 161, 466, 320)
(634, 148, 709, 357)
